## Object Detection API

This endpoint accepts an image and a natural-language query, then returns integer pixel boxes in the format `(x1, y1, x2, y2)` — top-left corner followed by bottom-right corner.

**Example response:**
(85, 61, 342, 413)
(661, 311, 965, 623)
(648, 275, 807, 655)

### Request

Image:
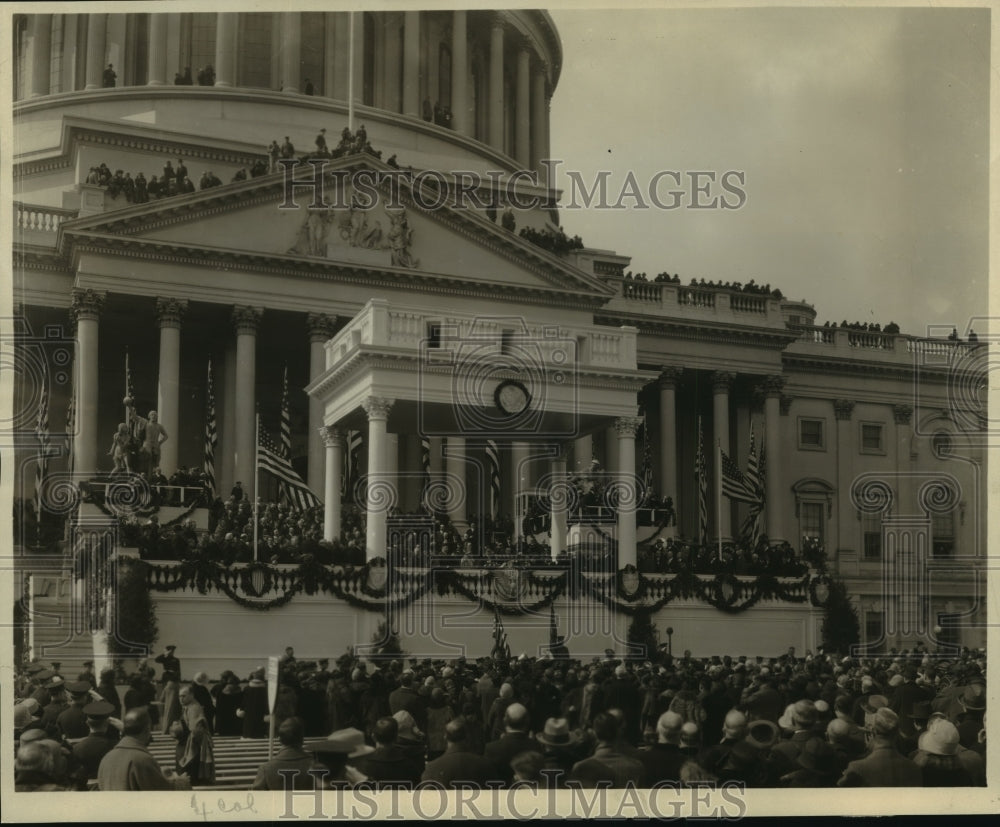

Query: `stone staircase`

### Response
(144, 734, 274, 790)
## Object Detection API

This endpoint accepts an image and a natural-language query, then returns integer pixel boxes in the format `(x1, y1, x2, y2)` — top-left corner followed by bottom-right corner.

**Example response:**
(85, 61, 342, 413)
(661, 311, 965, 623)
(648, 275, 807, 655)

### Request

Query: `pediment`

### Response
(59, 159, 613, 303)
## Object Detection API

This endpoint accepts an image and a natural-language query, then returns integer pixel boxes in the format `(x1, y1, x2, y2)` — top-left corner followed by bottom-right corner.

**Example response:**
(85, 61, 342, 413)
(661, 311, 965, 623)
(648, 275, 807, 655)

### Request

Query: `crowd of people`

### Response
(624, 273, 785, 298)
(83, 158, 245, 204)
(517, 225, 586, 255)
(13, 641, 986, 791)
(820, 320, 902, 334)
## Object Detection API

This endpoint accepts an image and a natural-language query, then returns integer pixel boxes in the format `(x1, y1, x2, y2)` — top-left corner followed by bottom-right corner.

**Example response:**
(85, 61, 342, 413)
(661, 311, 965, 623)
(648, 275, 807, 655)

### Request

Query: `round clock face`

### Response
(495, 380, 530, 416)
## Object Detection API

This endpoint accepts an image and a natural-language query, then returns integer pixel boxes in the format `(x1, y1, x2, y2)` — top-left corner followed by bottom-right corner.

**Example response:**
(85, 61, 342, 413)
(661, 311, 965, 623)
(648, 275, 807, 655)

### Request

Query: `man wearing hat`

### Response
(782, 738, 843, 787)
(57, 681, 95, 740)
(421, 718, 497, 788)
(39, 676, 69, 737)
(30, 670, 56, 708)
(14, 699, 45, 740)
(98, 709, 191, 791)
(77, 661, 97, 689)
(956, 683, 986, 751)
(836, 707, 921, 786)
(71, 701, 119, 781)
(355, 716, 425, 786)
(772, 699, 822, 774)
(638, 711, 685, 784)
(307, 728, 373, 788)
(96, 667, 121, 719)
(251, 717, 320, 790)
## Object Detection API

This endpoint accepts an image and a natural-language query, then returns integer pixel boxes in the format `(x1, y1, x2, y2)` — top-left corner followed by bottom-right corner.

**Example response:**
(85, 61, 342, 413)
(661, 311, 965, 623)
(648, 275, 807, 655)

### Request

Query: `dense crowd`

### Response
(518, 225, 586, 255)
(13, 642, 986, 791)
(83, 158, 252, 204)
(820, 320, 902, 334)
(625, 273, 784, 298)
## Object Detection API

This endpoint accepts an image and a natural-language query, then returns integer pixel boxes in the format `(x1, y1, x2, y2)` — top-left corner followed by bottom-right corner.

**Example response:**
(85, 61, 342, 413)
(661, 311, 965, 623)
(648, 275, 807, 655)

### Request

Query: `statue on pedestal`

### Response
(109, 423, 132, 474)
(124, 397, 169, 475)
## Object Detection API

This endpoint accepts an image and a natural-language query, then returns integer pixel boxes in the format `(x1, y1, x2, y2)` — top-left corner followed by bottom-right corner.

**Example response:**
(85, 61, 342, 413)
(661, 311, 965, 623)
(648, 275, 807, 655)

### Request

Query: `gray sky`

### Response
(548, 5, 989, 336)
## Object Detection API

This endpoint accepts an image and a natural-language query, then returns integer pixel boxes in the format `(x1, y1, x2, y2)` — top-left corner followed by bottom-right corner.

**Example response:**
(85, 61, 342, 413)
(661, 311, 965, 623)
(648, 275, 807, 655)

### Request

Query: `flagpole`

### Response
(716, 441, 723, 562)
(254, 413, 260, 563)
(347, 11, 355, 131)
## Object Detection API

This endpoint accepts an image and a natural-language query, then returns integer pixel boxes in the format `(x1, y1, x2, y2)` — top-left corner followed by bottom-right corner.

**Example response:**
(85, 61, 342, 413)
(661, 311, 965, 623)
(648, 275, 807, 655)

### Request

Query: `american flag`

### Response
(124, 349, 134, 399)
(279, 366, 291, 460)
(343, 430, 363, 499)
(721, 447, 759, 504)
(485, 439, 502, 519)
(64, 377, 75, 474)
(258, 427, 321, 511)
(35, 370, 50, 543)
(203, 361, 217, 499)
(740, 428, 764, 546)
(696, 416, 708, 544)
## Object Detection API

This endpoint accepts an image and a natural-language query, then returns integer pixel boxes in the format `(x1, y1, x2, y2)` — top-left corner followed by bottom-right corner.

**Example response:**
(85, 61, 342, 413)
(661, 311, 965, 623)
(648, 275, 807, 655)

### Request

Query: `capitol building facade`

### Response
(10, 9, 986, 664)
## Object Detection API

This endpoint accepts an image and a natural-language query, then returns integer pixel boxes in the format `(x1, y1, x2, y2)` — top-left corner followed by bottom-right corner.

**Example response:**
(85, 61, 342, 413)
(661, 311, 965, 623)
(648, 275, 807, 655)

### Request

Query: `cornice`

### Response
(594, 310, 798, 349)
(782, 351, 957, 382)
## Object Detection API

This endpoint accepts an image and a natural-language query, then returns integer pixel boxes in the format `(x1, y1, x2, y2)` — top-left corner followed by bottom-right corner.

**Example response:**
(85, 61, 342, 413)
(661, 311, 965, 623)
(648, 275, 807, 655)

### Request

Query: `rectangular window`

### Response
(801, 502, 824, 547)
(798, 418, 825, 450)
(862, 512, 882, 560)
(860, 422, 885, 454)
(865, 611, 885, 652)
(426, 323, 442, 349)
(500, 329, 514, 356)
(932, 511, 956, 557)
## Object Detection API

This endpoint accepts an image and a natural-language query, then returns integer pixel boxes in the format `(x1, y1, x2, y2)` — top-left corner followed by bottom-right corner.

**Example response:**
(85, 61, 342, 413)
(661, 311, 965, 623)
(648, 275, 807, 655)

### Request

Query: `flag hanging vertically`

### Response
(64, 373, 75, 475)
(696, 416, 708, 545)
(639, 417, 654, 501)
(258, 427, 321, 511)
(203, 361, 218, 500)
(35, 368, 50, 544)
(720, 448, 759, 504)
(343, 430, 364, 499)
(491, 604, 511, 663)
(124, 349, 134, 400)
(280, 366, 291, 460)
(485, 439, 501, 519)
(740, 428, 764, 547)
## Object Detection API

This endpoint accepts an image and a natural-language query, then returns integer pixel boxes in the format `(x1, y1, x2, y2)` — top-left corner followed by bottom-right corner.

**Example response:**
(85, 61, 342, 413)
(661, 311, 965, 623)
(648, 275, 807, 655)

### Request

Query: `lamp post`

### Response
(666, 626, 674, 657)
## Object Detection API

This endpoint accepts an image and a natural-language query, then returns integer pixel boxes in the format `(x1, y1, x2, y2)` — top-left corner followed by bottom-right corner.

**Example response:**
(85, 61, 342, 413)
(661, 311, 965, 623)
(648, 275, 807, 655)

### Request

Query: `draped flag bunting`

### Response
(203, 361, 217, 500)
(280, 366, 292, 460)
(343, 430, 363, 499)
(740, 428, 764, 546)
(64, 375, 75, 475)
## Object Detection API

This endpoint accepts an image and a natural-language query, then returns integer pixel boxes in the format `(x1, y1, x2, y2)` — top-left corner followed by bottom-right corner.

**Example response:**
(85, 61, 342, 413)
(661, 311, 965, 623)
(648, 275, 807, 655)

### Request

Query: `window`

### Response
(865, 611, 885, 652)
(426, 323, 442, 349)
(798, 418, 825, 450)
(801, 502, 825, 547)
(860, 422, 885, 454)
(862, 513, 881, 559)
(500, 329, 515, 357)
(932, 510, 956, 557)
(932, 431, 953, 459)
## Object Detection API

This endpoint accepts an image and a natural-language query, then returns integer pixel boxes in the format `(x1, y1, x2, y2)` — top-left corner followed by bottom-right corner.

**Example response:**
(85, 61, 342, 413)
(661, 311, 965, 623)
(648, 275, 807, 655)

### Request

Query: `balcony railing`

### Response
(14, 202, 78, 234)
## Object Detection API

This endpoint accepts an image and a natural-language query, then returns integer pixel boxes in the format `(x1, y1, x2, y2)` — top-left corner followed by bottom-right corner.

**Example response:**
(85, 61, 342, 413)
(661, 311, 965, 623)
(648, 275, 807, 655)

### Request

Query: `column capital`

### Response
(658, 366, 684, 390)
(490, 11, 507, 32)
(231, 306, 263, 335)
(893, 404, 914, 425)
(833, 399, 856, 421)
(780, 394, 793, 416)
(155, 297, 188, 328)
(362, 396, 395, 421)
(319, 426, 344, 449)
(711, 371, 736, 393)
(614, 416, 643, 439)
(307, 313, 338, 342)
(70, 288, 106, 322)
(760, 374, 786, 398)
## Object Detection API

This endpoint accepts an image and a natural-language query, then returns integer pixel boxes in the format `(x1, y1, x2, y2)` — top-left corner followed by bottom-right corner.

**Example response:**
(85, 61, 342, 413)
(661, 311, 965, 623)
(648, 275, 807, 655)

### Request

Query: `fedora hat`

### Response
(536, 718, 581, 748)
(870, 707, 899, 737)
(918, 719, 960, 756)
(392, 710, 424, 741)
(908, 701, 933, 721)
(862, 694, 889, 714)
(308, 728, 375, 758)
(797, 738, 838, 773)
(745, 719, 780, 750)
(960, 684, 986, 712)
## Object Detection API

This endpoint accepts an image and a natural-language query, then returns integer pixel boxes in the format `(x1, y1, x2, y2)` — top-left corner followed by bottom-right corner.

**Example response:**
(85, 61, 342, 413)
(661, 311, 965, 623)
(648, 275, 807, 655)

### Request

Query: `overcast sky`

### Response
(547, 5, 989, 336)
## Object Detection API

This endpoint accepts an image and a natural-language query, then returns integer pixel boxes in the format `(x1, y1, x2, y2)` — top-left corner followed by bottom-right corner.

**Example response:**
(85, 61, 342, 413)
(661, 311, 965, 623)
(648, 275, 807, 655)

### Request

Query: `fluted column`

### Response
(511, 441, 530, 539)
(71, 289, 105, 474)
(281, 12, 301, 93)
(762, 376, 785, 543)
(446, 436, 467, 528)
(214, 12, 238, 87)
(155, 298, 187, 476)
(323, 14, 337, 98)
(402, 11, 420, 116)
(712, 371, 735, 542)
(604, 425, 619, 473)
(383, 13, 401, 112)
(451, 10, 469, 135)
(615, 417, 642, 568)
(531, 63, 547, 179)
(147, 13, 168, 85)
(550, 445, 568, 560)
(350, 12, 365, 104)
(659, 367, 682, 508)
(332, 13, 350, 100)
(232, 307, 262, 497)
(84, 14, 107, 90)
(515, 47, 531, 168)
(488, 15, 505, 151)
(320, 427, 343, 541)
(28, 15, 53, 98)
(363, 397, 394, 560)
(307, 314, 337, 494)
